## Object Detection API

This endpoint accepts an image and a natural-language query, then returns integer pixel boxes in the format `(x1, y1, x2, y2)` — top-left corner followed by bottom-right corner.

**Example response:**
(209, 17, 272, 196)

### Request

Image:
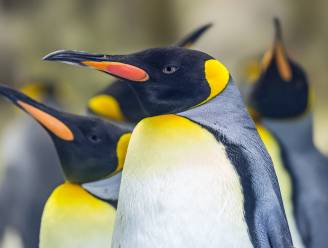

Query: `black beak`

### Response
(43, 50, 149, 82)
(0, 84, 74, 141)
(272, 17, 292, 81)
(273, 17, 283, 43)
(43, 50, 109, 67)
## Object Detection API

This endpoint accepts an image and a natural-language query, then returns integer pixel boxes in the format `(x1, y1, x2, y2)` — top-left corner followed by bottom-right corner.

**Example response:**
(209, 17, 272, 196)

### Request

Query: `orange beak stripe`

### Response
(275, 42, 292, 81)
(17, 101, 74, 141)
(82, 61, 149, 82)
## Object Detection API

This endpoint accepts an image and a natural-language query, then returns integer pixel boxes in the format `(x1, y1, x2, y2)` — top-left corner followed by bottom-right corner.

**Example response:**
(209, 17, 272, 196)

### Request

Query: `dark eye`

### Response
(88, 134, 101, 143)
(163, 65, 179, 74)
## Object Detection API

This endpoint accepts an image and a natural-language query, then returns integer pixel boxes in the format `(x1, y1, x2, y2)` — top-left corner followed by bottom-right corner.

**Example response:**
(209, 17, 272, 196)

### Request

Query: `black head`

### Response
(0, 84, 131, 184)
(249, 18, 310, 119)
(86, 23, 214, 122)
(43, 47, 230, 115)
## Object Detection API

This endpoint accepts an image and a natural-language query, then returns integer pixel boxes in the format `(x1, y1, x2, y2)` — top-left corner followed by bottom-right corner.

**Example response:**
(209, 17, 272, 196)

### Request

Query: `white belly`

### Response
(112, 114, 253, 248)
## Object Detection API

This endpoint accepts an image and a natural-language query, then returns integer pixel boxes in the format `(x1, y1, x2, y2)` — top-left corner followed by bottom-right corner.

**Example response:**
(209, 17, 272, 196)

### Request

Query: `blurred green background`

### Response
(0, 0, 327, 150)
(0, 0, 327, 148)
(0, 0, 327, 247)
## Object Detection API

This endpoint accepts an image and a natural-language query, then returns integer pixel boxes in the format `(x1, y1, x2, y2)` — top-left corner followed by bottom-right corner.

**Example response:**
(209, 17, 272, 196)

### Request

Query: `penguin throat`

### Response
(82, 171, 122, 201)
(262, 113, 314, 152)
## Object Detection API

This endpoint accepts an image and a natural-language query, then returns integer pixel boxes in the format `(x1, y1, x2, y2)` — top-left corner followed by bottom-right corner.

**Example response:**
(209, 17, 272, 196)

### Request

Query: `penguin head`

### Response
(249, 18, 310, 119)
(0, 85, 131, 184)
(43, 47, 230, 115)
(86, 23, 214, 121)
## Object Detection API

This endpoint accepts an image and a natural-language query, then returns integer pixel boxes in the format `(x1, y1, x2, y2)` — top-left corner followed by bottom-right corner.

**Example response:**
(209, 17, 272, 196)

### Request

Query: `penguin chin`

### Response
(143, 101, 191, 117)
(140, 91, 205, 116)
(82, 172, 122, 201)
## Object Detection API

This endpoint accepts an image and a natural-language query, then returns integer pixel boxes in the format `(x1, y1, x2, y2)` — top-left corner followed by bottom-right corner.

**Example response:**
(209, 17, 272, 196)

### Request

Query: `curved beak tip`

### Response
(42, 50, 67, 61)
(205, 22, 213, 29)
(42, 50, 87, 67)
(0, 85, 17, 102)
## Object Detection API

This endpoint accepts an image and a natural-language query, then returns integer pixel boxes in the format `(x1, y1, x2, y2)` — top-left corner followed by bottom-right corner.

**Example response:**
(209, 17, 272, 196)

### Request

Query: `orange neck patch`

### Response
(17, 101, 74, 141)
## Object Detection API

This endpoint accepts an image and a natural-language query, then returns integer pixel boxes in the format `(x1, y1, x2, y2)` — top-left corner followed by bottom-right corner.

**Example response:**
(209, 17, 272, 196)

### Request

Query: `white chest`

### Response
(112, 115, 253, 248)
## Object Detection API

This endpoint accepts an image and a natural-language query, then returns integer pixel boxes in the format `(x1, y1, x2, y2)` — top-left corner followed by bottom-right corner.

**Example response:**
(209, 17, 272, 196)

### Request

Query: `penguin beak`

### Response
(43, 50, 149, 82)
(261, 17, 292, 81)
(0, 84, 74, 141)
(175, 23, 213, 48)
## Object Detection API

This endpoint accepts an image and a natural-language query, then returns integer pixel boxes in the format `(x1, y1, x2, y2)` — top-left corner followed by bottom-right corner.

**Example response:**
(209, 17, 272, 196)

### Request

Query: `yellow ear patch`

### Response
(197, 59, 229, 106)
(88, 95, 125, 122)
(275, 42, 292, 81)
(17, 101, 74, 141)
(114, 133, 131, 174)
(20, 83, 44, 101)
(244, 59, 261, 83)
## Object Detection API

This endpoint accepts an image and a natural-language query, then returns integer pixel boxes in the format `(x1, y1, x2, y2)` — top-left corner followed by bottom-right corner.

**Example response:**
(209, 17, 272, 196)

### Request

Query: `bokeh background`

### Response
(0, 0, 327, 247)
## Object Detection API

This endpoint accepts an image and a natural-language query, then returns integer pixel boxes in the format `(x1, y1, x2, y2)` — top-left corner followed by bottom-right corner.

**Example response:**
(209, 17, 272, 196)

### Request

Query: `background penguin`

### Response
(236, 55, 262, 103)
(44, 47, 293, 247)
(249, 18, 328, 248)
(0, 85, 132, 248)
(87, 23, 213, 123)
(0, 81, 63, 248)
(240, 19, 306, 248)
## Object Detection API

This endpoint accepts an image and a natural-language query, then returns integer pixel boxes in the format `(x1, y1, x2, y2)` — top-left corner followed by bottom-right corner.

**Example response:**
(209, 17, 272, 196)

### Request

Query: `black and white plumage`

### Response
(44, 46, 294, 247)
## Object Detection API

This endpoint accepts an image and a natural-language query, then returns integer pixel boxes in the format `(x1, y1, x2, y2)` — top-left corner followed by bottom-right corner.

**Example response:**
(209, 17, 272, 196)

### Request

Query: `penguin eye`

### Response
(162, 65, 179, 74)
(88, 134, 102, 143)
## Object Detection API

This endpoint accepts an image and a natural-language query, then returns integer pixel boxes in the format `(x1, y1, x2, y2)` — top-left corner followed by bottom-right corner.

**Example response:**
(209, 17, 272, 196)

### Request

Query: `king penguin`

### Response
(87, 23, 213, 123)
(0, 85, 132, 248)
(249, 18, 328, 248)
(44, 46, 293, 247)
(241, 19, 306, 248)
(0, 81, 63, 248)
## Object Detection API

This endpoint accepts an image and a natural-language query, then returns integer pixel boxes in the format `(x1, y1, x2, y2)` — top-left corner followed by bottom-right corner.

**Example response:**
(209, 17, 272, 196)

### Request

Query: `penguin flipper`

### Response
(221, 138, 293, 248)
(296, 194, 328, 248)
(295, 202, 311, 247)
(266, 208, 295, 248)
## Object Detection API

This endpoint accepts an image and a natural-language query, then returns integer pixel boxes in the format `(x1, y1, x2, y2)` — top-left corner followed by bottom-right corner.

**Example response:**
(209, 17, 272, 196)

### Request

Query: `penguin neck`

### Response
(262, 112, 314, 152)
(179, 79, 254, 143)
(82, 171, 122, 206)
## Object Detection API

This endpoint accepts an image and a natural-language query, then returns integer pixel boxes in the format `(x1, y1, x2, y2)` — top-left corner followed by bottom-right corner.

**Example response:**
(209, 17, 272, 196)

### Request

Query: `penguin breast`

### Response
(112, 114, 253, 248)
(39, 183, 116, 248)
